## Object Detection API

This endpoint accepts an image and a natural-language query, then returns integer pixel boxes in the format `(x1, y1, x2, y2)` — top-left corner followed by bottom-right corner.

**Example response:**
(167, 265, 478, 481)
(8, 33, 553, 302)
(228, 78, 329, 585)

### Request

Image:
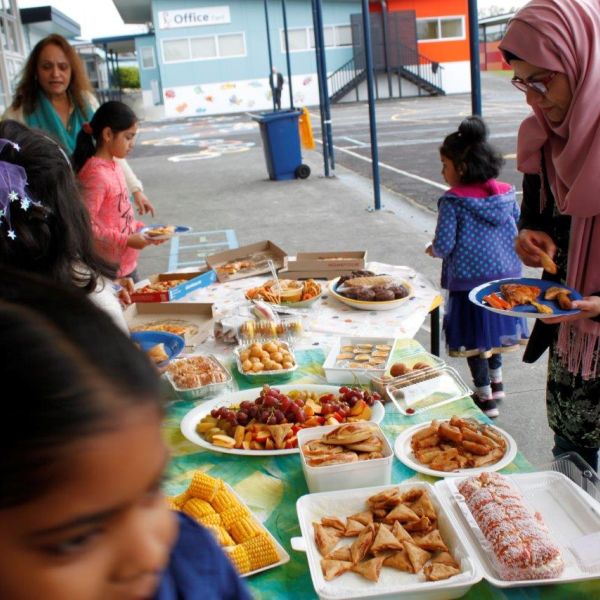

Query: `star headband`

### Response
(0, 138, 40, 241)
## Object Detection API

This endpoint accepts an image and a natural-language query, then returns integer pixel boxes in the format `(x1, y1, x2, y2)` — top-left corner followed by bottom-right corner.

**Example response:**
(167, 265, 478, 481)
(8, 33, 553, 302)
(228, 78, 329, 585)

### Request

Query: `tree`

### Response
(116, 66, 140, 89)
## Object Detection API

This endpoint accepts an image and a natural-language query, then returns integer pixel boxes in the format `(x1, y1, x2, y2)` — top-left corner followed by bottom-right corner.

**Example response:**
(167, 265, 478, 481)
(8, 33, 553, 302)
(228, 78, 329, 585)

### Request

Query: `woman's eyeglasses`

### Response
(511, 72, 557, 96)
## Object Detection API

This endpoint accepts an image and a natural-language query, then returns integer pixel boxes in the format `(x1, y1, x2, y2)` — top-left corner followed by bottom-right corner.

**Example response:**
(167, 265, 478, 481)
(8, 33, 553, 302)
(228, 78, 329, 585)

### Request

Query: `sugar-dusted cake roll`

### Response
(458, 472, 564, 580)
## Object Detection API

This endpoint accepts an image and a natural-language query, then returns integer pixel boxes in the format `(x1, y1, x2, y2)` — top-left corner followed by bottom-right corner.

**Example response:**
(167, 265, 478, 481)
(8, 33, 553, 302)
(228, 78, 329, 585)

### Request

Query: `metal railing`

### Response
(328, 42, 445, 102)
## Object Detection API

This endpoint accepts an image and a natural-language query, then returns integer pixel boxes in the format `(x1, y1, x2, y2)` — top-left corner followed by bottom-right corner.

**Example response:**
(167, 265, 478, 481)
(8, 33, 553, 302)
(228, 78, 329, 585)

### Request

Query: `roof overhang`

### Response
(20, 5, 80, 38)
(112, 0, 152, 24)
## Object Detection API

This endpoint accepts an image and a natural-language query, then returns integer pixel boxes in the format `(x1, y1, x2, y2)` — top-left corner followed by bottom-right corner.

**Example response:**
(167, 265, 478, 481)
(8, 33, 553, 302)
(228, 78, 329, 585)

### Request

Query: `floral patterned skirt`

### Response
(547, 342, 600, 448)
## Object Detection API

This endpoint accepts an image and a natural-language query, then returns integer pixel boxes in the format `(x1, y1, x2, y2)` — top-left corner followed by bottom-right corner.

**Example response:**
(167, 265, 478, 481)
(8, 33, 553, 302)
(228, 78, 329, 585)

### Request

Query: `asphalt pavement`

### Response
(129, 71, 552, 468)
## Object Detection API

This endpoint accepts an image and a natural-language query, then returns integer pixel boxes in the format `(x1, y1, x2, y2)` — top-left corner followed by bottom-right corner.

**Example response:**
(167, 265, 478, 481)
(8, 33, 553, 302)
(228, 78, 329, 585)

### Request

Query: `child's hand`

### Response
(133, 190, 155, 216)
(425, 242, 435, 257)
(127, 233, 152, 249)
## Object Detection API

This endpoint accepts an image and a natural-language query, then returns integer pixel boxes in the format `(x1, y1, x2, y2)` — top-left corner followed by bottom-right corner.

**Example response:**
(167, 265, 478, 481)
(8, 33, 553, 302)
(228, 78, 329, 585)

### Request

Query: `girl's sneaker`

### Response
(491, 380, 505, 401)
(471, 392, 499, 418)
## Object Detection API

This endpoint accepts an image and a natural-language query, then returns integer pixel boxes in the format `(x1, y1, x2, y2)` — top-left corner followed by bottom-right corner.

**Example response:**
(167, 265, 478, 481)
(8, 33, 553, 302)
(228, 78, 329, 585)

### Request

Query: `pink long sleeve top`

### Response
(79, 156, 143, 277)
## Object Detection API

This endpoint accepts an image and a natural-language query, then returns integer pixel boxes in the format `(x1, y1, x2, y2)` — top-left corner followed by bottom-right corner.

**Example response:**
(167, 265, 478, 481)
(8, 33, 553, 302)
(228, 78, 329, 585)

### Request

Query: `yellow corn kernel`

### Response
(241, 534, 279, 570)
(166, 498, 181, 511)
(196, 512, 222, 527)
(168, 490, 189, 508)
(204, 524, 235, 547)
(220, 505, 250, 528)
(211, 489, 238, 513)
(229, 516, 263, 543)
(226, 545, 251, 574)
(182, 498, 215, 520)
(188, 471, 223, 501)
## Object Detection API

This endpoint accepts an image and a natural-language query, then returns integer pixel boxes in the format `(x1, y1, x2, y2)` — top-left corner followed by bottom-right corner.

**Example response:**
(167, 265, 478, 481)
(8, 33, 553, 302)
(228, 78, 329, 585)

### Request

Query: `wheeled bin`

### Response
(252, 110, 310, 181)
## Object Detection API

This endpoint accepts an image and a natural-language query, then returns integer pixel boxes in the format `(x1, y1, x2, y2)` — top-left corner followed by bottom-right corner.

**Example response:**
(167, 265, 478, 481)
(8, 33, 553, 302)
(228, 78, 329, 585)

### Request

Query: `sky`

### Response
(17, 0, 531, 41)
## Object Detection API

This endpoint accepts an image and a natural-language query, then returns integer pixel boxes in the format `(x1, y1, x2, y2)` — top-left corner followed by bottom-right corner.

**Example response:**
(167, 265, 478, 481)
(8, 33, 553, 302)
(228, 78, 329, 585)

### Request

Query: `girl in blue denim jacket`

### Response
(426, 116, 527, 417)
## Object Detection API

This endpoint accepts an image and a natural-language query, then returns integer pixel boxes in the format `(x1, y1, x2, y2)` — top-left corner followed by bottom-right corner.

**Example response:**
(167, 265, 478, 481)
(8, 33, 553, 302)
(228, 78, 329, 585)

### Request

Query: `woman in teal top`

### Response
(3, 34, 154, 216)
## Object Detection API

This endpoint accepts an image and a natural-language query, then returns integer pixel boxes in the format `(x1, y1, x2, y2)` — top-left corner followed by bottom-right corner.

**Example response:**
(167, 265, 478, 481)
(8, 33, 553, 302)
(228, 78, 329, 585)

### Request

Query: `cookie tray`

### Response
(434, 471, 600, 588)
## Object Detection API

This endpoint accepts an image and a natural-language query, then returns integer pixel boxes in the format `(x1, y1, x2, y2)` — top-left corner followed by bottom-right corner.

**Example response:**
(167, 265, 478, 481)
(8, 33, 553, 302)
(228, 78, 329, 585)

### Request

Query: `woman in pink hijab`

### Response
(499, 0, 600, 470)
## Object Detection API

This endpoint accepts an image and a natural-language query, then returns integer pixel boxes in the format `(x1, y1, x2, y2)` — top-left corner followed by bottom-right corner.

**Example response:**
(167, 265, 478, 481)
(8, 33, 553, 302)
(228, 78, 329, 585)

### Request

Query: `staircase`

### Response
(328, 45, 445, 103)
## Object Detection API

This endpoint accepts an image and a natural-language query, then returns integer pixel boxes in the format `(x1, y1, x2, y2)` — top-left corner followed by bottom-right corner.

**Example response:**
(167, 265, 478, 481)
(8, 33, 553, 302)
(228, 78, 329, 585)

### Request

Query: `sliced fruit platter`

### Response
(245, 278, 322, 308)
(180, 384, 384, 456)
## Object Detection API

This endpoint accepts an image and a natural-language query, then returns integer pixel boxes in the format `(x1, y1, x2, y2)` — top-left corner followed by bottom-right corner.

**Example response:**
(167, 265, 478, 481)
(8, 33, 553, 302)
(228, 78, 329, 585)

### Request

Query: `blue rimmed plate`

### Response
(469, 277, 582, 319)
(130, 330, 184, 367)
(139, 225, 191, 240)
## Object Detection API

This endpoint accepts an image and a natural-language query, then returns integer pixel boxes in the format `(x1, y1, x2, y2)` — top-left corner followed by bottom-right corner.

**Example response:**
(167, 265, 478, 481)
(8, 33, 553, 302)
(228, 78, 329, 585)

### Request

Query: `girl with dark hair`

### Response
(2, 33, 155, 216)
(426, 116, 527, 417)
(0, 268, 251, 600)
(0, 118, 130, 329)
(74, 101, 163, 281)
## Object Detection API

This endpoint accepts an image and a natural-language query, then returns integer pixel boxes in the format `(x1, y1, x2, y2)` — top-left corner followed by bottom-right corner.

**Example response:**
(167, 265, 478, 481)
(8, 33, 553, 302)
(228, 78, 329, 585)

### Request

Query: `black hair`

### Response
(501, 49, 522, 64)
(439, 116, 504, 184)
(0, 267, 162, 508)
(73, 100, 138, 173)
(0, 119, 117, 290)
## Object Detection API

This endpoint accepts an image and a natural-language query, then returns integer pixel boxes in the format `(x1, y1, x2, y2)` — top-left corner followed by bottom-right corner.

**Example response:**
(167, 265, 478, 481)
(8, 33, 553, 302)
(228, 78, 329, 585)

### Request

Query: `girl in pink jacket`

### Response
(73, 101, 161, 280)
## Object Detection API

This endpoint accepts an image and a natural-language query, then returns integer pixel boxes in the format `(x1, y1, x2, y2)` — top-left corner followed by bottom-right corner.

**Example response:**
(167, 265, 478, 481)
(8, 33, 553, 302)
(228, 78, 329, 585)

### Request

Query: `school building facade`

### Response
(114, 0, 474, 119)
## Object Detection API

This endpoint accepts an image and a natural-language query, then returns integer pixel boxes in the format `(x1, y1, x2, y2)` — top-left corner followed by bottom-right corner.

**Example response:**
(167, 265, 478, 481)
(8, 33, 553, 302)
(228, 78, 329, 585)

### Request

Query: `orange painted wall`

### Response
(369, 0, 470, 63)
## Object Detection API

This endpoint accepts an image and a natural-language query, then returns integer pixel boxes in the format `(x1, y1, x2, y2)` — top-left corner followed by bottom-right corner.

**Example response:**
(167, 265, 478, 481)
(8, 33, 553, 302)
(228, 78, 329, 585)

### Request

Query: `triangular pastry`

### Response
(266, 423, 293, 448)
(323, 422, 374, 445)
(351, 555, 386, 582)
(424, 562, 461, 581)
(346, 436, 383, 453)
(344, 518, 365, 537)
(368, 488, 402, 509)
(348, 510, 373, 526)
(404, 540, 431, 572)
(320, 558, 353, 581)
(350, 524, 374, 564)
(313, 523, 341, 556)
(432, 551, 459, 568)
(412, 529, 448, 552)
(326, 545, 352, 561)
(384, 503, 420, 523)
(404, 516, 431, 532)
(383, 547, 413, 572)
(370, 525, 404, 554)
(401, 488, 424, 503)
(391, 520, 413, 543)
(410, 492, 437, 520)
(321, 516, 346, 532)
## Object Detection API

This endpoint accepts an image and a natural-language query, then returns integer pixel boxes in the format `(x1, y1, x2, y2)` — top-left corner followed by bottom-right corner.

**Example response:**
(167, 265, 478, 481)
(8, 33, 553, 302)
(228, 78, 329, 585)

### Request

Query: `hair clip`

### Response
(0, 138, 38, 241)
(82, 122, 93, 135)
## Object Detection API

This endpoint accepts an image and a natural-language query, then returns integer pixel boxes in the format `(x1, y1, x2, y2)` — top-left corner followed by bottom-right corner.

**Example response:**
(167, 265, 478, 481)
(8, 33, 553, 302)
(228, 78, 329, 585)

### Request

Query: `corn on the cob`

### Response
(189, 471, 223, 501)
(220, 504, 250, 528)
(241, 534, 279, 570)
(168, 490, 190, 508)
(182, 498, 216, 519)
(196, 512, 222, 527)
(211, 489, 238, 513)
(228, 516, 263, 543)
(166, 498, 181, 511)
(204, 524, 235, 547)
(226, 545, 251, 574)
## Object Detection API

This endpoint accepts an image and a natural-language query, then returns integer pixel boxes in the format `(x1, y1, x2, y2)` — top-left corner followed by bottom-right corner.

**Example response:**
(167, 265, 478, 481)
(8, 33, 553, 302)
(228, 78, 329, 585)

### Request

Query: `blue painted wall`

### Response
(150, 0, 360, 88)
(135, 35, 160, 91)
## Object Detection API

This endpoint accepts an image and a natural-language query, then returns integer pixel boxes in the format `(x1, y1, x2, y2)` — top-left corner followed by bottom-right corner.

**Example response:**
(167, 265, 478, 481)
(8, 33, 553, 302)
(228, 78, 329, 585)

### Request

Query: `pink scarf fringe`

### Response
(557, 321, 600, 380)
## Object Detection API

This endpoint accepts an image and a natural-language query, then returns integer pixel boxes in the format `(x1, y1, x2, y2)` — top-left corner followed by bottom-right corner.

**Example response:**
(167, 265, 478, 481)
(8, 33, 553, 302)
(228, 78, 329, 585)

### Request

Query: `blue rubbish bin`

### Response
(252, 110, 311, 181)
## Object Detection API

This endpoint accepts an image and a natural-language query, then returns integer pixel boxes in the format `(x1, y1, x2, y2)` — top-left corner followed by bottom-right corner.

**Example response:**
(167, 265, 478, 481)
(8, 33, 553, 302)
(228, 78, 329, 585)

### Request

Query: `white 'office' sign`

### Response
(157, 6, 231, 29)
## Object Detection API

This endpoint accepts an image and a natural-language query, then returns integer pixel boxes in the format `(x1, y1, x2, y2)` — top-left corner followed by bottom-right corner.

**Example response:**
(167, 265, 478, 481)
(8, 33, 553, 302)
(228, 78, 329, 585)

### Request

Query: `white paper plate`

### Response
(180, 384, 385, 456)
(328, 278, 413, 312)
(394, 420, 517, 477)
(139, 224, 191, 240)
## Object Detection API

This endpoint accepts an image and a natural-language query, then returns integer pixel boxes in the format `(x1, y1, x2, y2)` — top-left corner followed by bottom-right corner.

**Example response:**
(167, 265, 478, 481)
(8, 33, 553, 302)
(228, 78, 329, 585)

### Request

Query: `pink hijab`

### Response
(500, 0, 600, 379)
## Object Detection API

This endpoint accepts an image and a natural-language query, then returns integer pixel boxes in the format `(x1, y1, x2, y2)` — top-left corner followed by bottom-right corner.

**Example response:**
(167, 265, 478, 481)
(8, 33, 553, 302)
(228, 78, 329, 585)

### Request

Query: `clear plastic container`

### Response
(234, 340, 298, 384)
(369, 351, 445, 396)
(385, 365, 471, 415)
(543, 452, 600, 502)
(165, 354, 232, 401)
(237, 317, 303, 344)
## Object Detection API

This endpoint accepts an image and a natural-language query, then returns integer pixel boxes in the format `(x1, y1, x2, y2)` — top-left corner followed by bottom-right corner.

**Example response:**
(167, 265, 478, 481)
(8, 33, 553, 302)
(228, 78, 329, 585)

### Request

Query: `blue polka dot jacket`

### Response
(432, 180, 523, 291)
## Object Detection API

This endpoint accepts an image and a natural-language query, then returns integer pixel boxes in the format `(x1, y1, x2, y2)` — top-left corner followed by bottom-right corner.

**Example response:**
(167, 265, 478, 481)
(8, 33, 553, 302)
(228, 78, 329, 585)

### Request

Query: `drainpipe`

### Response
(263, 0, 276, 111)
(361, 0, 382, 210)
(380, 0, 392, 98)
(281, 0, 294, 110)
(468, 0, 482, 115)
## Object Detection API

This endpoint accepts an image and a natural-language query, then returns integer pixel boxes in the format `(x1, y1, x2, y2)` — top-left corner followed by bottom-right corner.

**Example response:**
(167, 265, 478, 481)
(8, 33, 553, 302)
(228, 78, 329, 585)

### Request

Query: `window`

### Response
(191, 36, 217, 59)
(218, 33, 245, 57)
(281, 25, 352, 52)
(163, 38, 189, 62)
(162, 33, 246, 63)
(417, 17, 464, 41)
(140, 46, 155, 69)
